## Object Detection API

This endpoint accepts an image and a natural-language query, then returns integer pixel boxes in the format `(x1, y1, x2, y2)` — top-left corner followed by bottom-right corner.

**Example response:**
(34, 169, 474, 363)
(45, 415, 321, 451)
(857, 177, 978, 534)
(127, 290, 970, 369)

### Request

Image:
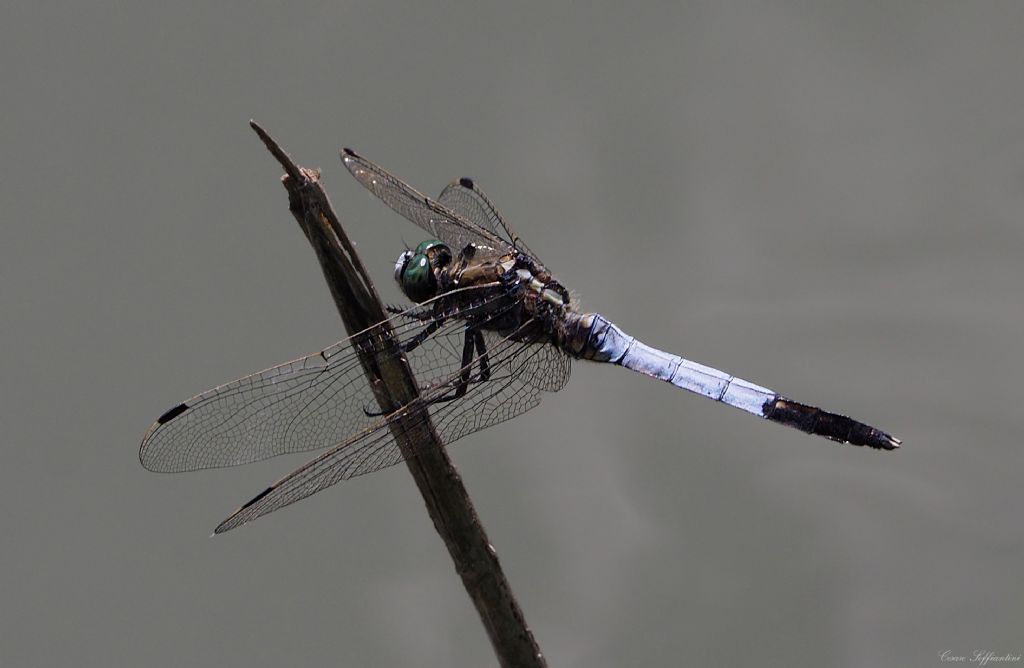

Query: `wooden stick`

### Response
(250, 121, 546, 668)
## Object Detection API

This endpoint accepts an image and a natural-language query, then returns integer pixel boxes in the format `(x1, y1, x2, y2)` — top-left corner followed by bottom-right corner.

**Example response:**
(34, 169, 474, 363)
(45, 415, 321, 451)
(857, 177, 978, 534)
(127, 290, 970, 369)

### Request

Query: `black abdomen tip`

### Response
(764, 397, 901, 450)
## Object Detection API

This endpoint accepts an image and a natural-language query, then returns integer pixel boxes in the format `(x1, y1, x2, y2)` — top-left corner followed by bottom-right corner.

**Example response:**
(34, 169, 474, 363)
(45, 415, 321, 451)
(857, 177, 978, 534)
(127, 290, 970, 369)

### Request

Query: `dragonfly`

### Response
(140, 148, 901, 533)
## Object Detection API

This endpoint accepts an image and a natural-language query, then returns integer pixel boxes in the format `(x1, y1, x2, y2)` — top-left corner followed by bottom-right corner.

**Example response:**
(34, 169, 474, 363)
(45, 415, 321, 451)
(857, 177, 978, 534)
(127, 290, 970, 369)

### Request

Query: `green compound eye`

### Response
(414, 239, 445, 255)
(401, 253, 437, 303)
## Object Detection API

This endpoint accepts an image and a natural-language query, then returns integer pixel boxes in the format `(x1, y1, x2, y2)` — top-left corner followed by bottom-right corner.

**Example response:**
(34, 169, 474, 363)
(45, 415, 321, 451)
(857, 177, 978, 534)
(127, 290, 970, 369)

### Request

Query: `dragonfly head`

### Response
(395, 239, 452, 303)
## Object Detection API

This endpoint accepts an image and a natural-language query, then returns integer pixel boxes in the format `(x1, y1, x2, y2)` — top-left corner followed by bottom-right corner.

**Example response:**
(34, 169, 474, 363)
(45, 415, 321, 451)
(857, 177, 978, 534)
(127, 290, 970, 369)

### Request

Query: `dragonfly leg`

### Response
(402, 320, 442, 353)
(474, 329, 491, 381)
(388, 303, 436, 322)
(361, 319, 445, 417)
(428, 328, 490, 405)
(362, 325, 490, 417)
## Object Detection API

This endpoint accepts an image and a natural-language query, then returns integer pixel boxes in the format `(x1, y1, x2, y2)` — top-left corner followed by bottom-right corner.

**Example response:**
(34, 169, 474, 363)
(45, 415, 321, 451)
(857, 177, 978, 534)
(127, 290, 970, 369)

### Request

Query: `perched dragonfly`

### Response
(140, 148, 901, 533)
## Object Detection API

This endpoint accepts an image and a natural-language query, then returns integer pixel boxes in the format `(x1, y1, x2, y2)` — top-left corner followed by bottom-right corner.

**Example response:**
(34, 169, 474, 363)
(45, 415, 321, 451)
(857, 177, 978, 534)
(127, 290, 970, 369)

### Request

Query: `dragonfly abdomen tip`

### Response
(763, 397, 901, 450)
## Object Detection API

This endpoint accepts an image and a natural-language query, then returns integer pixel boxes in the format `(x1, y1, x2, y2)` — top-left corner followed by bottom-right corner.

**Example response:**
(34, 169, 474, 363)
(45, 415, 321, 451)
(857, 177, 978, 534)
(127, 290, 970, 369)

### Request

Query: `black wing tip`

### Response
(156, 402, 189, 425)
(458, 177, 475, 189)
(242, 486, 274, 510)
(342, 147, 357, 158)
(213, 486, 275, 535)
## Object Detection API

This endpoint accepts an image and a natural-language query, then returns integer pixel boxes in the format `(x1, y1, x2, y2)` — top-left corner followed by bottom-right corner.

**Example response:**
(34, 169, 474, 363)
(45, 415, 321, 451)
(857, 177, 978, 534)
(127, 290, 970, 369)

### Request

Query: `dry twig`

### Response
(250, 121, 546, 668)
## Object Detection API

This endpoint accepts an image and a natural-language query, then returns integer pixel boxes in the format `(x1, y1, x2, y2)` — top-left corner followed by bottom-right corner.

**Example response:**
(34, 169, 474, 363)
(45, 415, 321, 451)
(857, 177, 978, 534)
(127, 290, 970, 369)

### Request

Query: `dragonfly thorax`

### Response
(395, 239, 452, 303)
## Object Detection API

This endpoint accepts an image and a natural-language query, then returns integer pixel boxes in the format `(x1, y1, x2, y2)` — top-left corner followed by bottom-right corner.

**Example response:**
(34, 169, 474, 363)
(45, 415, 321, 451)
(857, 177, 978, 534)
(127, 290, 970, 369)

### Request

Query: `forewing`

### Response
(437, 177, 539, 262)
(214, 319, 572, 533)
(342, 148, 511, 254)
(139, 292, 502, 473)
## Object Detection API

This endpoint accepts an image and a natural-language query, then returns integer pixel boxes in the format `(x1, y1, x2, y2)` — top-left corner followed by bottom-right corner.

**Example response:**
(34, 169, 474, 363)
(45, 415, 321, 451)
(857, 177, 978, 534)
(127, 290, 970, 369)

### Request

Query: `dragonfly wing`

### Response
(215, 318, 572, 533)
(214, 406, 430, 533)
(437, 178, 539, 262)
(140, 334, 386, 473)
(213, 412, 414, 533)
(342, 148, 511, 254)
(139, 291, 503, 473)
(434, 327, 571, 443)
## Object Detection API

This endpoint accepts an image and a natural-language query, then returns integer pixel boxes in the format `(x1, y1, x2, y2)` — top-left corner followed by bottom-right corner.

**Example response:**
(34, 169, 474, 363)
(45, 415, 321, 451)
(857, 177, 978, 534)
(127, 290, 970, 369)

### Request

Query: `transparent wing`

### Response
(342, 148, 512, 254)
(139, 288, 506, 473)
(214, 319, 572, 533)
(437, 177, 540, 262)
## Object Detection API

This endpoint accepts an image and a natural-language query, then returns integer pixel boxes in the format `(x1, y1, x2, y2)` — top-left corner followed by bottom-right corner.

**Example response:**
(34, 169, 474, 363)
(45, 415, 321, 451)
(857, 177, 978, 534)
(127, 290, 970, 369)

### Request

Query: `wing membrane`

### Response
(438, 177, 539, 262)
(140, 288, 505, 473)
(215, 318, 571, 533)
(342, 148, 511, 254)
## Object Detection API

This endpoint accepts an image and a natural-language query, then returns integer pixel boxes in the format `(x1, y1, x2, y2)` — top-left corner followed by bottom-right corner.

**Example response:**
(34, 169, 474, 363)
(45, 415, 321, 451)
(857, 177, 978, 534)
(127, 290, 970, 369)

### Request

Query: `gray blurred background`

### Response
(3, 2, 1022, 666)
